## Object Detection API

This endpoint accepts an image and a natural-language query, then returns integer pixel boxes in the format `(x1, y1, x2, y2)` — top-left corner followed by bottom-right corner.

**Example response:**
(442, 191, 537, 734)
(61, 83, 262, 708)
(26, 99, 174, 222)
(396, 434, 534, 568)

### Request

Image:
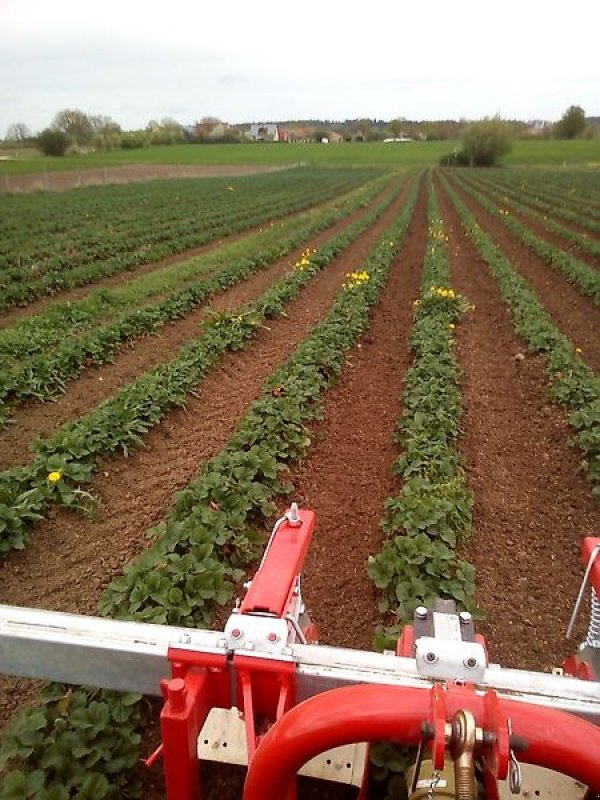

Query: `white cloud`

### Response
(1, 0, 599, 134)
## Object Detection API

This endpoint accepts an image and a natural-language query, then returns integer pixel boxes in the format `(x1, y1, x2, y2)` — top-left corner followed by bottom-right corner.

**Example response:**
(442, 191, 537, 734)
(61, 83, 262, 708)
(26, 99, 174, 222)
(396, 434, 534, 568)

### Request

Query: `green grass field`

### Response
(1, 138, 599, 176)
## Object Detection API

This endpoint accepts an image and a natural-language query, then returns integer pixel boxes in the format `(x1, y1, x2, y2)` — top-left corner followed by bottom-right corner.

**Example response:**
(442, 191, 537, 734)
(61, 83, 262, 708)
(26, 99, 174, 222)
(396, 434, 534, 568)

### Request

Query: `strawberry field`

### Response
(1, 163, 600, 799)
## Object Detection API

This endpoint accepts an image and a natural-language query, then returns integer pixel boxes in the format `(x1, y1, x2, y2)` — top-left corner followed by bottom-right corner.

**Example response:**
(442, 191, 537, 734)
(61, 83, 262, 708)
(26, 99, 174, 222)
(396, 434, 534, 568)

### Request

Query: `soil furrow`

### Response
(445, 173, 600, 376)
(292, 181, 428, 652)
(436, 174, 600, 672)
(0, 179, 406, 471)
(0, 177, 414, 735)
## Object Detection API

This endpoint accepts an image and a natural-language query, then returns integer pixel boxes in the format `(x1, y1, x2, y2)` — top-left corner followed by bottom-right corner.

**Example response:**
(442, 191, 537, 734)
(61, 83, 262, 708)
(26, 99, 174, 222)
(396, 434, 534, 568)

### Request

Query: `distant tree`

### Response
(554, 105, 586, 139)
(387, 118, 407, 138)
(354, 118, 374, 141)
(120, 131, 147, 150)
(52, 109, 94, 146)
(460, 116, 513, 166)
(37, 128, 69, 156)
(145, 117, 185, 145)
(90, 115, 122, 149)
(5, 123, 31, 143)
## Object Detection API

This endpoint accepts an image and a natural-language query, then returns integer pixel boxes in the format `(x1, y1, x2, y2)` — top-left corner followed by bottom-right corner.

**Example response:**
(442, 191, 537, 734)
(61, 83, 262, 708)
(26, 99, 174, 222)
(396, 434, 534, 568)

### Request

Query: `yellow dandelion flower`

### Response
(576, 347, 583, 354)
(48, 471, 62, 483)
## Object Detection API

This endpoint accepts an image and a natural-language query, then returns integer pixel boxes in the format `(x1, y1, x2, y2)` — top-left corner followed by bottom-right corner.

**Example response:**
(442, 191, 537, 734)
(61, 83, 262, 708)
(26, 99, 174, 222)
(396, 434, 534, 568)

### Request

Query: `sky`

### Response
(1, 0, 599, 136)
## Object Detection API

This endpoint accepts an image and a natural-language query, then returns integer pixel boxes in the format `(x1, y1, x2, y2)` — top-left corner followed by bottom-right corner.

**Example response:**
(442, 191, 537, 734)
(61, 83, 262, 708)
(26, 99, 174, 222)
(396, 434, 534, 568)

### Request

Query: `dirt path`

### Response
(294, 182, 427, 652)
(0, 163, 290, 196)
(445, 173, 600, 377)
(0, 179, 405, 471)
(0, 176, 415, 735)
(436, 175, 600, 672)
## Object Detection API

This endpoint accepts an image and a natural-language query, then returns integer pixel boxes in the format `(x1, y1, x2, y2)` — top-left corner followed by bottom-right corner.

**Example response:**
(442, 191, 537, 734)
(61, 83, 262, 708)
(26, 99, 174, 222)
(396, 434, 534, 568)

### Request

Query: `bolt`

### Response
(464, 656, 478, 669)
(459, 611, 472, 624)
(415, 606, 428, 620)
(231, 628, 242, 639)
(287, 502, 302, 526)
(267, 632, 279, 643)
(425, 651, 438, 664)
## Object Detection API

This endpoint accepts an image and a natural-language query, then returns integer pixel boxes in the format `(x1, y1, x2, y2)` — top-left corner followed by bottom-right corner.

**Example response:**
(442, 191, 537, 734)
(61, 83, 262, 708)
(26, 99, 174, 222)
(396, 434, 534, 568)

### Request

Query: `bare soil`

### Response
(437, 174, 599, 671)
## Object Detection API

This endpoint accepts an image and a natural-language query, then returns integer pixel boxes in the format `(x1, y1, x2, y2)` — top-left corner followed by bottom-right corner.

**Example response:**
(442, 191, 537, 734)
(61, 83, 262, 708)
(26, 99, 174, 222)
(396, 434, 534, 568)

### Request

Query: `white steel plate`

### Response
(432, 612, 461, 641)
(498, 764, 587, 799)
(197, 707, 366, 786)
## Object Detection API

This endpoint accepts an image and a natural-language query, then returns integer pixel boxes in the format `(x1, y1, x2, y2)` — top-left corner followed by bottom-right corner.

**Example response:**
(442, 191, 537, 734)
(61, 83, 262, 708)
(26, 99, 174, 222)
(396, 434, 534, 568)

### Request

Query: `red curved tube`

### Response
(243, 685, 600, 800)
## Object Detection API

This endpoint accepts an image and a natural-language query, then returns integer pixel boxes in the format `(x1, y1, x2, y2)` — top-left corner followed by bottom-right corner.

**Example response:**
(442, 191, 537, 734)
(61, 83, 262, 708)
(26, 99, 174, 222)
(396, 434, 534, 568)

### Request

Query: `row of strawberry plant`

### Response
(448, 171, 600, 307)
(0, 176, 401, 422)
(0, 181, 421, 800)
(367, 181, 476, 650)
(0, 177, 414, 553)
(461, 170, 600, 257)
(0, 173, 392, 366)
(461, 168, 600, 234)
(441, 174, 600, 499)
(493, 167, 600, 220)
(0, 168, 379, 308)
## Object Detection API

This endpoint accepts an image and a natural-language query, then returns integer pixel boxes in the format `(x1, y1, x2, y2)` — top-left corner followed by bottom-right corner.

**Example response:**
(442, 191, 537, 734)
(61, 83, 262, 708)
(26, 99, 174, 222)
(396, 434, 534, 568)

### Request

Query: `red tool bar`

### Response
(583, 537, 600, 594)
(241, 509, 315, 617)
(243, 685, 600, 800)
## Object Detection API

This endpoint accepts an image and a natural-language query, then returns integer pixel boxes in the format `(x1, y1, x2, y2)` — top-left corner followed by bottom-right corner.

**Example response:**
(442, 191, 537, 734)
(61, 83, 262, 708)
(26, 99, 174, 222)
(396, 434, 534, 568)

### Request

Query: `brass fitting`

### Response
(449, 709, 477, 800)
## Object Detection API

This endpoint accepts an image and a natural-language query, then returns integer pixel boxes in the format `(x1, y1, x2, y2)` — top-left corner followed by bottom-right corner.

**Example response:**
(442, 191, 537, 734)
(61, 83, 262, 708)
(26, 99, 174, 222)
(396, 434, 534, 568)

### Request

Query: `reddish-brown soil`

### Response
(445, 173, 600, 377)
(0, 178, 414, 738)
(296, 183, 427, 652)
(436, 174, 599, 671)
(0, 179, 402, 471)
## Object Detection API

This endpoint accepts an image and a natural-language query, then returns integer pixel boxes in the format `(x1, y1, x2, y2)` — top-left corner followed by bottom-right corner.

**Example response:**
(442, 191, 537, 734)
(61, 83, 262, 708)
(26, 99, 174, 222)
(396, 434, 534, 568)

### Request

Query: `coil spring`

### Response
(587, 588, 600, 648)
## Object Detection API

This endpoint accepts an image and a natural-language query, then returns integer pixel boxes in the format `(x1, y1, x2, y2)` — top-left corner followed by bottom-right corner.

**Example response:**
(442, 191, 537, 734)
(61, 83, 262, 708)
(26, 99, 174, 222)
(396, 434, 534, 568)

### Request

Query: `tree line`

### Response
(2, 105, 594, 157)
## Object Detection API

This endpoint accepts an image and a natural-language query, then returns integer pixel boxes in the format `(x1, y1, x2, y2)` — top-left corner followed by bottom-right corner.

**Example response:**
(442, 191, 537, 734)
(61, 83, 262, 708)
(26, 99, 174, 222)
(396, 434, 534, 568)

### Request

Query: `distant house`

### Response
(246, 123, 287, 142)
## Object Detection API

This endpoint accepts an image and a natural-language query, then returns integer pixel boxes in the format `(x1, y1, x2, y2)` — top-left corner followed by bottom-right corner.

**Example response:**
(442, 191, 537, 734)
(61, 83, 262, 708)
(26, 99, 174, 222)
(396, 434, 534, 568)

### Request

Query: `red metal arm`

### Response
(241, 508, 315, 616)
(243, 685, 600, 800)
